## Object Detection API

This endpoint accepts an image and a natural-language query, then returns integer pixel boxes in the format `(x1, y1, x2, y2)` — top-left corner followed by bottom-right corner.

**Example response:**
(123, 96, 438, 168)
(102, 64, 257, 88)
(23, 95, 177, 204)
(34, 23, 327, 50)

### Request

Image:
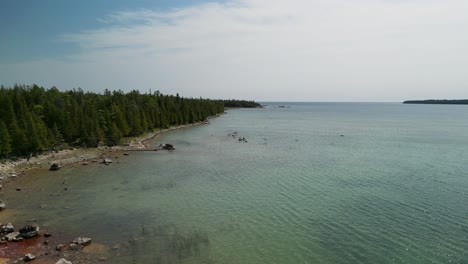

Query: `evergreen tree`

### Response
(0, 121, 11, 157)
(0, 84, 253, 157)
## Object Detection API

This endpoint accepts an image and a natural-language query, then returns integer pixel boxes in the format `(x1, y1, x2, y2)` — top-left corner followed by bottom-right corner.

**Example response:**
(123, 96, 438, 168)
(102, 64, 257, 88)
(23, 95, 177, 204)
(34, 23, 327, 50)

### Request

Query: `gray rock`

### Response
(0, 201, 5, 210)
(68, 243, 79, 250)
(24, 253, 35, 261)
(103, 158, 112, 165)
(56, 243, 67, 251)
(72, 237, 91, 246)
(0, 223, 14, 234)
(5, 231, 20, 241)
(18, 225, 39, 239)
(55, 259, 72, 264)
(49, 163, 61, 171)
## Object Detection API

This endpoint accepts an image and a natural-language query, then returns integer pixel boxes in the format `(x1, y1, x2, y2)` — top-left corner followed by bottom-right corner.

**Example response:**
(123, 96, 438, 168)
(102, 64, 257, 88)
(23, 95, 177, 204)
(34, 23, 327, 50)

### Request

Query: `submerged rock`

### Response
(0, 201, 5, 211)
(162, 144, 175, 150)
(50, 163, 61, 171)
(73, 237, 92, 246)
(18, 225, 39, 239)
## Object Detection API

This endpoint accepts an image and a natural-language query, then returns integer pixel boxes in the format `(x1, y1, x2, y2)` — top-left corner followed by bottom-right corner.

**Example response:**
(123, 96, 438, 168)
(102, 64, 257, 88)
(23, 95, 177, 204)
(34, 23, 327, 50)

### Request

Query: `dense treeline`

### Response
(0, 84, 225, 158)
(221, 99, 261, 108)
(403, 99, 468, 105)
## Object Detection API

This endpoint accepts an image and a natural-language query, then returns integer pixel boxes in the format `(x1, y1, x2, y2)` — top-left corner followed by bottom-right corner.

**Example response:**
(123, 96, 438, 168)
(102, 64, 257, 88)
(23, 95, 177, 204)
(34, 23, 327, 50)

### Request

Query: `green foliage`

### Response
(0, 121, 11, 157)
(220, 99, 261, 108)
(0, 84, 225, 157)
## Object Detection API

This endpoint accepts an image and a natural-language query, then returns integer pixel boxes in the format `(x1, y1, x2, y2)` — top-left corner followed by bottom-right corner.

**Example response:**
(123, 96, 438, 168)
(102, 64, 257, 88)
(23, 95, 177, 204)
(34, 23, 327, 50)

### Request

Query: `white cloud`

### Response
(1, 0, 468, 101)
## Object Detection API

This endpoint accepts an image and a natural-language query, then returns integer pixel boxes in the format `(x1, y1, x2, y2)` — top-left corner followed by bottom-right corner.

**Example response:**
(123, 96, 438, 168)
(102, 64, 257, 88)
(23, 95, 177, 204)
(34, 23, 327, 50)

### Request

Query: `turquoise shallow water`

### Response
(2, 103, 468, 263)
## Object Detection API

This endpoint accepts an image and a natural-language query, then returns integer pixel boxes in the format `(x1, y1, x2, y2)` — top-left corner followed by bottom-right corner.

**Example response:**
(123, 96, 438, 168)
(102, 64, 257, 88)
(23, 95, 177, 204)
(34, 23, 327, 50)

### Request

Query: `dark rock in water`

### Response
(44, 232, 52, 237)
(162, 143, 175, 150)
(50, 163, 61, 171)
(0, 223, 14, 234)
(73, 237, 92, 246)
(24, 253, 36, 262)
(103, 158, 113, 165)
(18, 225, 39, 239)
(16, 187, 22, 191)
(0, 201, 5, 210)
(123, 152, 130, 156)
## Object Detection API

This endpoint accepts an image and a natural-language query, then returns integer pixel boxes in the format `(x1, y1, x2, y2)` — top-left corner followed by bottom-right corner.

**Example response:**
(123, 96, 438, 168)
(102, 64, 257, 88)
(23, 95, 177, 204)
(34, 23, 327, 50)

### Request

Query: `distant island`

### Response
(403, 99, 468, 105)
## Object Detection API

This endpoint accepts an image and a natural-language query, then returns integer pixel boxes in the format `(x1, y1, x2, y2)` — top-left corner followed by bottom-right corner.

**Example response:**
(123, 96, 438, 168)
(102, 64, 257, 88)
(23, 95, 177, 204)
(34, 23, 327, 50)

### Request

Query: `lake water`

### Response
(2, 102, 468, 263)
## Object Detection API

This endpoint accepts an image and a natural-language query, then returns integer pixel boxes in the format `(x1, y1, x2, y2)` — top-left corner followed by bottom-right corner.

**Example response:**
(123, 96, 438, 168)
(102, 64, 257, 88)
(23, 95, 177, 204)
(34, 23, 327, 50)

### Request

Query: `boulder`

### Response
(18, 225, 39, 239)
(24, 253, 35, 262)
(55, 259, 72, 264)
(0, 202, 5, 211)
(103, 159, 112, 165)
(56, 244, 67, 251)
(0, 223, 14, 234)
(50, 163, 61, 171)
(72, 237, 91, 246)
(4, 231, 20, 241)
(162, 144, 175, 150)
(68, 243, 79, 250)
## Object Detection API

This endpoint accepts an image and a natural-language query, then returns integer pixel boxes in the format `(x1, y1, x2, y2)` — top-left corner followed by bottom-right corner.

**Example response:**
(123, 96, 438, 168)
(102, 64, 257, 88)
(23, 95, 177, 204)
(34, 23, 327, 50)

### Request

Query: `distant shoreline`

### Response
(403, 99, 468, 105)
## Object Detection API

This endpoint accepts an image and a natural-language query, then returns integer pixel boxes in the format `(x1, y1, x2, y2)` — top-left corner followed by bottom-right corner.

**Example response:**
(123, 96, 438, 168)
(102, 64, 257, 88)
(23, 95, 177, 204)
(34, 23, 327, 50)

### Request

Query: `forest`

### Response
(403, 99, 468, 105)
(0, 84, 243, 158)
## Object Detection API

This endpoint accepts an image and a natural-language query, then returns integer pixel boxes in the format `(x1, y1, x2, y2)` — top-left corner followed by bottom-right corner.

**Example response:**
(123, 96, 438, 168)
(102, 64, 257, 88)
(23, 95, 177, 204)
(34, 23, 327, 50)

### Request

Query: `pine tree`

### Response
(0, 121, 12, 157)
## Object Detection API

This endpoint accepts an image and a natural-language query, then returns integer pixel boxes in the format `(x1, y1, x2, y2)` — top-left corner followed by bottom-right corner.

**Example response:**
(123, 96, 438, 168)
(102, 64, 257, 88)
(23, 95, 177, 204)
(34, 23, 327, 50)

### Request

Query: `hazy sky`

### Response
(1, 0, 467, 101)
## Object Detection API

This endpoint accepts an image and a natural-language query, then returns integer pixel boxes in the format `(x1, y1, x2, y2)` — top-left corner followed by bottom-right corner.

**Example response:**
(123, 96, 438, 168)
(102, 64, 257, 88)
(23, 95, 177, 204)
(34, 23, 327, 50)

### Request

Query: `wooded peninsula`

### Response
(0, 84, 260, 158)
(403, 99, 468, 105)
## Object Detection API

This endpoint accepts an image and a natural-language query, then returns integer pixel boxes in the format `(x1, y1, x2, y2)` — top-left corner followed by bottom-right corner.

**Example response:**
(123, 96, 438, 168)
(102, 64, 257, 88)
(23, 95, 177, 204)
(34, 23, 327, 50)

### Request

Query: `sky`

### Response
(1, 0, 467, 102)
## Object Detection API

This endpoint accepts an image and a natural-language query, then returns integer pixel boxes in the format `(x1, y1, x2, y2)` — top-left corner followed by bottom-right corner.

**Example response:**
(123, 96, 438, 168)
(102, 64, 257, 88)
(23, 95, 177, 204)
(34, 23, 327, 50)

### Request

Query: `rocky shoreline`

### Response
(0, 120, 212, 186)
(0, 118, 217, 263)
